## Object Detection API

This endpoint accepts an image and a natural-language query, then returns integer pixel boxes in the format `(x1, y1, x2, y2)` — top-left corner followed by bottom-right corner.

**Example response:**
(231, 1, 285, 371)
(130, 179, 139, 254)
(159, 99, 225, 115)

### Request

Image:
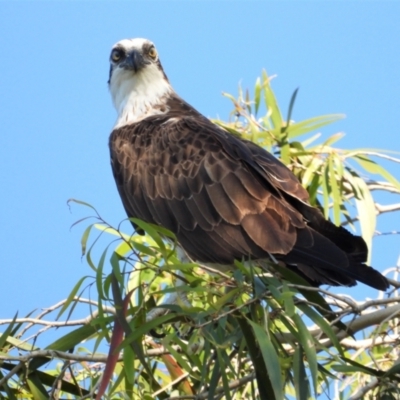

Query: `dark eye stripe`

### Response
(148, 47, 157, 58)
(111, 49, 124, 62)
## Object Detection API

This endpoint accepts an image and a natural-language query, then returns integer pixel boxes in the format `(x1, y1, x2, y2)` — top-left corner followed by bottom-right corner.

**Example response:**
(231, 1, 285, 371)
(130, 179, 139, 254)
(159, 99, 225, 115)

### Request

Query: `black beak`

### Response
(120, 50, 148, 72)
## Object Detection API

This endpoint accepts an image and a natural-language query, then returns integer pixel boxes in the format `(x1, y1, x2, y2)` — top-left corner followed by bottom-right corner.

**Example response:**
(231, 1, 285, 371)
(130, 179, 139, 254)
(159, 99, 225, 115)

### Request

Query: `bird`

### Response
(107, 38, 389, 291)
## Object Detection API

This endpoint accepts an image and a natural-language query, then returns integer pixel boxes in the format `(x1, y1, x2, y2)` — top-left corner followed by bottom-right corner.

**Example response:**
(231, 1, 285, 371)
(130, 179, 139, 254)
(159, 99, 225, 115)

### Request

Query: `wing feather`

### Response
(109, 112, 388, 290)
(184, 197, 214, 231)
(166, 198, 196, 231)
(191, 188, 221, 226)
(212, 224, 267, 259)
(168, 175, 191, 199)
(157, 173, 173, 199)
(178, 226, 236, 264)
(205, 183, 243, 224)
(220, 173, 266, 215)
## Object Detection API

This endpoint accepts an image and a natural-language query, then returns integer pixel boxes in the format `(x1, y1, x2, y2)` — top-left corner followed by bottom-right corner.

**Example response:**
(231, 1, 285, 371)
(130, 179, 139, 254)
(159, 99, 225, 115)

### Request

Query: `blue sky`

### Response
(0, 1, 399, 330)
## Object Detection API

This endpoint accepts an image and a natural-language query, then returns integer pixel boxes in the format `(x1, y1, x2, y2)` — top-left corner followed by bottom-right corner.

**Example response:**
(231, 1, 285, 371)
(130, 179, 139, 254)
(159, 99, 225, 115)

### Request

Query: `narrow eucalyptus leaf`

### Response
(249, 320, 283, 400)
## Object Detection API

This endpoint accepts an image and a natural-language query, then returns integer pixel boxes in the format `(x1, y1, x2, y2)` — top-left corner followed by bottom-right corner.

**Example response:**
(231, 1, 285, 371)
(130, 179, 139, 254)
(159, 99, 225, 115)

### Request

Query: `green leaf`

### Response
(110, 274, 160, 393)
(4, 335, 38, 352)
(322, 132, 345, 147)
(68, 198, 98, 211)
(27, 374, 49, 400)
(85, 243, 98, 273)
(328, 155, 341, 225)
(272, 263, 347, 330)
(293, 346, 310, 400)
(208, 353, 222, 399)
(301, 156, 323, 189)
(163, 336, 193, 376)
(262, 70, 283, 130)
(131, 241, 157, 257)
(213, 287, 240, 309)
(115, 240, 135, 258)
(0, 370, 18, 400)
(110, 251, 124, 287)
(56, 276, 89, 320)
(383, 362, 400, 378)
(130, 218, 168, 254)
(297, 303, 344, 356)
(236, 315, 276, 399)
(336, 357, 385, 377)
(322, 164, 331, 219)
(118, 314, 177, 352)
(254, 77, 261, 115)
(245, 88, 251, 114)
(281, 282, 295, 317)
(248, 320, 283, 400)
(32, 370, 90, 397)
(80, 223, 94, 256)
(127, 270, 141, 307)
(286, 114, 345, 139)
(292, 314, 318, 394)
(301, 132, 321, 148)
(46, 324, 99, 352)
(354, 154, 400, 191)
(285, 88, 299, 130)
(0, 312, 17, 349)
(216, 349, 233, 400)
(96, 247, 108, 300)
(352, 175, 376, 260)
(93, 223, 119, 235)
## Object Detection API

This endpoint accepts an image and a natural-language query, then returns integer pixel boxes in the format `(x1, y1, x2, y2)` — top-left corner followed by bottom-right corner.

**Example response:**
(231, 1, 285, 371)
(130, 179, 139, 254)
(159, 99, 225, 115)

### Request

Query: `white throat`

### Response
(110, 64, 173, 129)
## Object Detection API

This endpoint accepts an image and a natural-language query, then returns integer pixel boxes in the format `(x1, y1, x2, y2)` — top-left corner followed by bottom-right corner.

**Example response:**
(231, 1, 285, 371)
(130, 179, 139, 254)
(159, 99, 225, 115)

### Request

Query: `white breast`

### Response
(109, 63, 173, 129)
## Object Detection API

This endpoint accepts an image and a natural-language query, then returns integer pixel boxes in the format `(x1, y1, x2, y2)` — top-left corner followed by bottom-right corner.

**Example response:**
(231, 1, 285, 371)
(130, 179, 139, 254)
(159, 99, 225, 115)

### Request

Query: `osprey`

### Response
(108, 38, 389, 291)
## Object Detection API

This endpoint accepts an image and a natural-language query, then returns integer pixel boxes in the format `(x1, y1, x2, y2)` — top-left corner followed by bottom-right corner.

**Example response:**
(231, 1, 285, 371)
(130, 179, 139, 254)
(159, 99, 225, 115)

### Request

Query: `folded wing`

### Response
(110, 114, 389, 291)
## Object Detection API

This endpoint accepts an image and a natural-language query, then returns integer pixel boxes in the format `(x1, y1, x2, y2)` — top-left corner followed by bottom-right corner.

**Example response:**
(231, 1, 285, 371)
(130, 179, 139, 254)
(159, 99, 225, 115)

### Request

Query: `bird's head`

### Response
(108, 38, 172, 127)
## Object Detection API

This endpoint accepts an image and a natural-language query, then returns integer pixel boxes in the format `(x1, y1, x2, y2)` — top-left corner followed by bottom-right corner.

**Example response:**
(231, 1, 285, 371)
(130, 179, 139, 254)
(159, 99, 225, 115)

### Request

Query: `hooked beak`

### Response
(119, 50, 149, 72)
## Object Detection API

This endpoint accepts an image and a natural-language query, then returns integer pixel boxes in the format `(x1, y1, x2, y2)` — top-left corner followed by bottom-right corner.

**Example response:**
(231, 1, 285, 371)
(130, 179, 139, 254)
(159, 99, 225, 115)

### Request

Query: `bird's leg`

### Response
(146, 247, 191, 322)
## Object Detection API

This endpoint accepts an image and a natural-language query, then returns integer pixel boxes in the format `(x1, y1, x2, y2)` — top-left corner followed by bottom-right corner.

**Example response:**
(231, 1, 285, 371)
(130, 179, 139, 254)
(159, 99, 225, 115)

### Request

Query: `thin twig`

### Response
(0, 309, 115, 328)
(0, 346, 173, 364)
(349, 378, 380, 400)
(152, 372, 190, 397)
(0, 362, 24, 387)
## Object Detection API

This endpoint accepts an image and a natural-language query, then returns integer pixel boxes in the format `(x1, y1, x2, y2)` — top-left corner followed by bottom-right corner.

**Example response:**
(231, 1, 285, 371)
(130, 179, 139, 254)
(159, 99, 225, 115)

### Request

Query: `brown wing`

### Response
(109, 115, 388, 290)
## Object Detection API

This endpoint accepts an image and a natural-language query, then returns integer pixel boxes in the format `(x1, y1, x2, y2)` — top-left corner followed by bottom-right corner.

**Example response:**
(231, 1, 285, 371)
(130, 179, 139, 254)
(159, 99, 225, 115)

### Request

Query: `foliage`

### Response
(1, 72, 400, 399)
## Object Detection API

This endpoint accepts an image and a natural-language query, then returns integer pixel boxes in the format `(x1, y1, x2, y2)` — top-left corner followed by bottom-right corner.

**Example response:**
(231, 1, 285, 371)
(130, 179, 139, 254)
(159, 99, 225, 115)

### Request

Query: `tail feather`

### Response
(282, 227, 389, 291)
(287, 263, 357, 287)
(297, 203, 368, 262)
(342, 263, 389, 291)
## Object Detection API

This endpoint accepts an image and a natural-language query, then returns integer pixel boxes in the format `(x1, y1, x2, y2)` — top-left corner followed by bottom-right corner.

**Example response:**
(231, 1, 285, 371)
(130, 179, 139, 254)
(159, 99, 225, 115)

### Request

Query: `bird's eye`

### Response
(148, 47, 157, 59)
(111, 49, 122, 62)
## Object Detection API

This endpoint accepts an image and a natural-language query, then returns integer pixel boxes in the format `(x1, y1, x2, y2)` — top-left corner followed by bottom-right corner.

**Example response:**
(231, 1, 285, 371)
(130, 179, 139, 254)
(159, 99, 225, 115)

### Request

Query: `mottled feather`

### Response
(109, 95, 388, 290)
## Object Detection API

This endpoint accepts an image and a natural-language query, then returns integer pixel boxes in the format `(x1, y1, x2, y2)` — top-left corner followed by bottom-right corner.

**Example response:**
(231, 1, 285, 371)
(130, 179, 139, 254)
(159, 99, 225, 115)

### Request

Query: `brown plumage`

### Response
(108, 38, 389, 291)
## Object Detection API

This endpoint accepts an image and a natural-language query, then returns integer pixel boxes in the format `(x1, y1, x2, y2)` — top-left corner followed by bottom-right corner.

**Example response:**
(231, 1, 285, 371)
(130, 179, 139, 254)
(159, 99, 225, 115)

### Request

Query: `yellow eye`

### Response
(148, 47, 157, 59)
(111, 49, 122, 62)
